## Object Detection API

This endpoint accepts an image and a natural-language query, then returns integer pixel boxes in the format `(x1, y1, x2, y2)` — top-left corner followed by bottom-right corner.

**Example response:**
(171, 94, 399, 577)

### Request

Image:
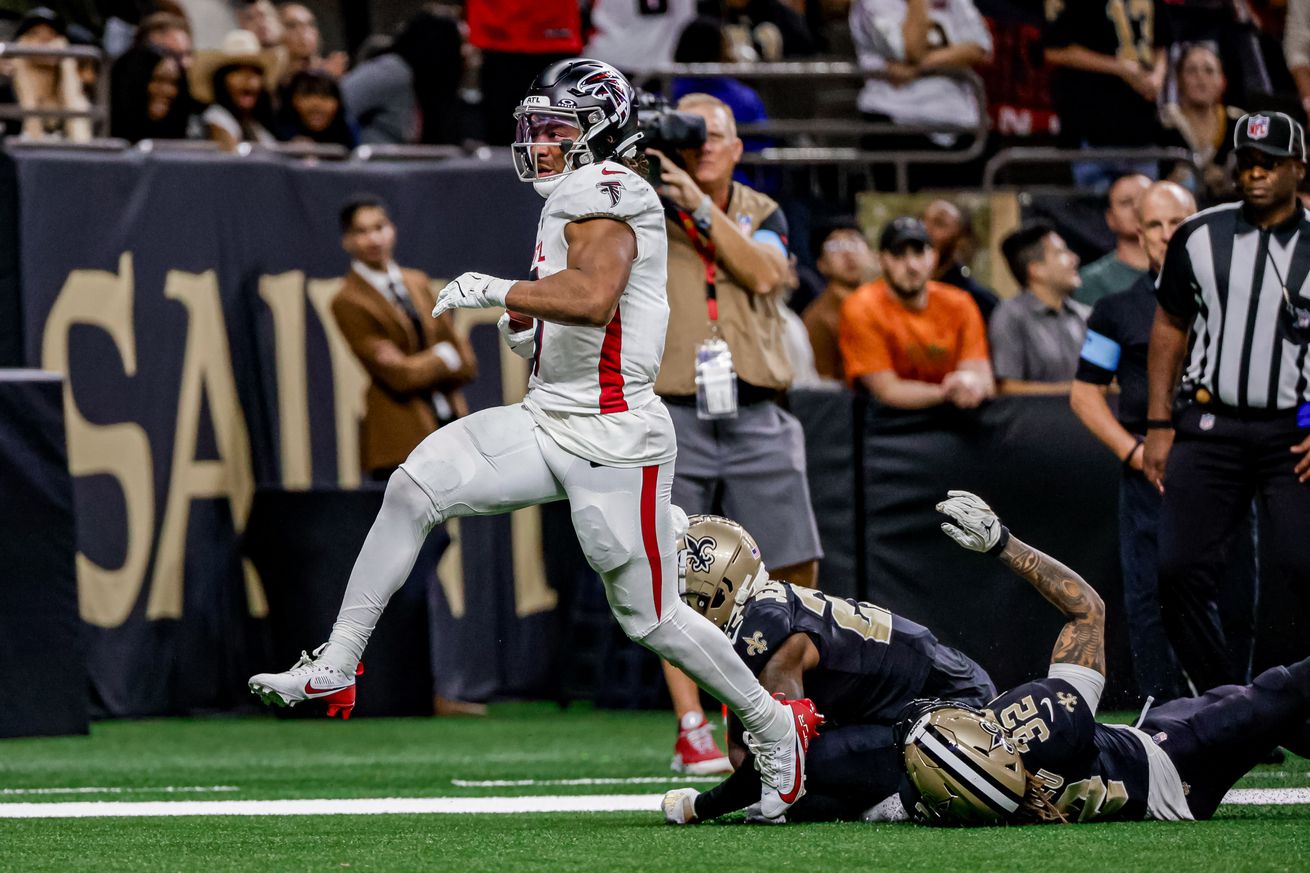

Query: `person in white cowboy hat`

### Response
(192, 29, 277, 151)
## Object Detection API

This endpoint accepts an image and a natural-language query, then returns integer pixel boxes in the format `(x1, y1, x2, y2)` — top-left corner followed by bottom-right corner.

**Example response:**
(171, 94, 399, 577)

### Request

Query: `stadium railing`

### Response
(0, 42, 106, 138)
(649, 61, 989, 193)
(351, 143, 495, 162)
(982, 146, 1203, 195)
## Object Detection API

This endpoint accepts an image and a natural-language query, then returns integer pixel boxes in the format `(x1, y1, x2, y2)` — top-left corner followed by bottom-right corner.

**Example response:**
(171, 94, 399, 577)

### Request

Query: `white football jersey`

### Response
(520, 160, 677, 467)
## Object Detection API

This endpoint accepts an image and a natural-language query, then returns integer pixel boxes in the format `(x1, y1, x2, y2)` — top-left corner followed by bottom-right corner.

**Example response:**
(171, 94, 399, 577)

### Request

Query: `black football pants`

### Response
(1157, 405, 1310, 693)
(1141, 655, 1310, 820)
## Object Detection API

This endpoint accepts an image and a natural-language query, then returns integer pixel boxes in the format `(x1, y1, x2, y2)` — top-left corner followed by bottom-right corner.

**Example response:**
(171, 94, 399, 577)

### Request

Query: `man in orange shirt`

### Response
(839, 217, 994, 410)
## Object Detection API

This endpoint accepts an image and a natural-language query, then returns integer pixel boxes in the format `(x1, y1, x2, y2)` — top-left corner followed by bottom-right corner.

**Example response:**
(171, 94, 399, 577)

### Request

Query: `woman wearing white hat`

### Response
(192, 29, 276, 151)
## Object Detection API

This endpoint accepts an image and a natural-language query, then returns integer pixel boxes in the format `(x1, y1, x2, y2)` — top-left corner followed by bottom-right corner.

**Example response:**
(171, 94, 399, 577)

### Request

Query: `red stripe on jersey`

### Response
(640, 465, 662, 621)
(598, 304, 627, 413)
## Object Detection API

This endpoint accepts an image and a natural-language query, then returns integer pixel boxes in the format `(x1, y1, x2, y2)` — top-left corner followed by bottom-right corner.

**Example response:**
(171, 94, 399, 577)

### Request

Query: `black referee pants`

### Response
(1158, 404, 1310, 694)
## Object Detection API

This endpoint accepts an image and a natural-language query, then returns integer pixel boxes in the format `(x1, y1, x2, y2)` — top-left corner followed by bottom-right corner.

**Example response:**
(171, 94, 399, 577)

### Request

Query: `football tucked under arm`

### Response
(497, 312, 536, 359)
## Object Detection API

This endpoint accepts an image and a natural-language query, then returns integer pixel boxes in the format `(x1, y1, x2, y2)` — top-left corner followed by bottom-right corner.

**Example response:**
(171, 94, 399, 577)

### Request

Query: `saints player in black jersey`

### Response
(661, 514, 995, 824)
(899, 491, 1310, 825)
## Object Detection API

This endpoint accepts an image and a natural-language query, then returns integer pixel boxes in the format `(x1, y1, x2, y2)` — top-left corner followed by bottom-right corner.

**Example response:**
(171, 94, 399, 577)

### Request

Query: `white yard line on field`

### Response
(0, 794, 666, 818)
(450, 777, 723, 787)
(0, 786, 240, 796)
(0, 787, 1305, 819)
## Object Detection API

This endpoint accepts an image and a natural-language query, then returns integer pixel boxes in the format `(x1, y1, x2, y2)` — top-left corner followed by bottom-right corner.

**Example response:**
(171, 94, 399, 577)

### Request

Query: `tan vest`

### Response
(656, 182, 793, 397)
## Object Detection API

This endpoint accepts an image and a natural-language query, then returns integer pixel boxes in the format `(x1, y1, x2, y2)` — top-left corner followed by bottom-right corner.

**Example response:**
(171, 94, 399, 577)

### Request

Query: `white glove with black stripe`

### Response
(432, 271, 514, 318)
(936, 490, 1010, 556)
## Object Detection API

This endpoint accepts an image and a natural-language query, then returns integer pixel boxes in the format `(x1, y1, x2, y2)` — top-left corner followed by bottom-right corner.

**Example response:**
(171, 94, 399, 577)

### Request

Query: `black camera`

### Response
(634, 91, 707, 187)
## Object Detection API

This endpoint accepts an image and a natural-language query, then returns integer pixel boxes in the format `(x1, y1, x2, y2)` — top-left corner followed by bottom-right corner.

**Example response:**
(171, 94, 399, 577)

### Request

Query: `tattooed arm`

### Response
(936, 490, 1106, 676)
(996, 535, 1106, 675)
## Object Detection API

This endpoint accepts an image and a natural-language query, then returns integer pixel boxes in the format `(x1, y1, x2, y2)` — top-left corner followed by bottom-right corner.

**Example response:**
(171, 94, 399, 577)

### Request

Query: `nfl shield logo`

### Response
(1248, 115, 1270, 140)
(1200, 413, 1216, 431)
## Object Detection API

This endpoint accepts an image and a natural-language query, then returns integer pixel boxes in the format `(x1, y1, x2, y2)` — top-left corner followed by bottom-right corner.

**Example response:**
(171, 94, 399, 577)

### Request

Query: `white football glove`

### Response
(661, 788, 699, 825)
(497, 311, 536, 359)
(936, 490, 1010, 555)
(432, 271, 514, 318)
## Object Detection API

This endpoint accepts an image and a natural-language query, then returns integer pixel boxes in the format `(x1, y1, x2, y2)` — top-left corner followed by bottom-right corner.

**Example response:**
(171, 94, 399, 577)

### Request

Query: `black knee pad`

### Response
(1253, 665, 1292, 693)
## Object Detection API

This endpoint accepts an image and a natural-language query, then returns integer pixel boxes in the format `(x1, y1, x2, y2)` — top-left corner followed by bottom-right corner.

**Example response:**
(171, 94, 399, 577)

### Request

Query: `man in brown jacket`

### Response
(332, 195, 477, 480)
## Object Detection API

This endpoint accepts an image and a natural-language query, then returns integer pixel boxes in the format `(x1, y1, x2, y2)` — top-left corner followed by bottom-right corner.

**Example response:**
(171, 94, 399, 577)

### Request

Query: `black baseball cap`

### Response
(879, 217, 930, 253)
(1234, 112, 1307, 161)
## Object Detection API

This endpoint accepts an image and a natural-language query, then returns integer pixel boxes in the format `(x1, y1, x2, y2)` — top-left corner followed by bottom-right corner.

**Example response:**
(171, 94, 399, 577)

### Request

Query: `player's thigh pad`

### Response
(554, 452, 677, 636)
(400, 405, 562, 518)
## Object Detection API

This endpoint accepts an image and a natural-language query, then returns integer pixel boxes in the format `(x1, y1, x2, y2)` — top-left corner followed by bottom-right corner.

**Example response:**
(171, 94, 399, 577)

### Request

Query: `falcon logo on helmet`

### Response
(677, 515, 765, 630)
(511, 58, 644, 196)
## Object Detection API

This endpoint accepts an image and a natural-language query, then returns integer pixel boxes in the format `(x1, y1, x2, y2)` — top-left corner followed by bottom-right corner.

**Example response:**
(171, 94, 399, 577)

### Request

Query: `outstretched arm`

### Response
(936, 491, 1106, 676)
(996, 535, 1106, 675)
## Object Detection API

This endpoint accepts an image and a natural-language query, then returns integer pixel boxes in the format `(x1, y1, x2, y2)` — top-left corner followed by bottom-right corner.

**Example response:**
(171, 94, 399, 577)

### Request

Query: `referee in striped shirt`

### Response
(1145, 111, 1310, 694)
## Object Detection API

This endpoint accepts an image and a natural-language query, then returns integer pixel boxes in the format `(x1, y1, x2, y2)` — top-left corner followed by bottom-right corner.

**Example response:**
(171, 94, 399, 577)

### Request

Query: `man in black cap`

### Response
(1145, 110, 1310, 695)
(839, 216, 993, 411)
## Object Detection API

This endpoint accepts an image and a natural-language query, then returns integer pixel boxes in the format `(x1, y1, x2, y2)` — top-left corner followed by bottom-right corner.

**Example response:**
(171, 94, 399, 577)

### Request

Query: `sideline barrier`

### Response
(0, 371, 86, 737)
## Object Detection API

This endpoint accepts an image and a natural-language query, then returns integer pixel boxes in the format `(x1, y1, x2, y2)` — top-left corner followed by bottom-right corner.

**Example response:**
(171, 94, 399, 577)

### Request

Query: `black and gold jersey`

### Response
(727, 579, 943, 726)
(987, 677, 1152, 822)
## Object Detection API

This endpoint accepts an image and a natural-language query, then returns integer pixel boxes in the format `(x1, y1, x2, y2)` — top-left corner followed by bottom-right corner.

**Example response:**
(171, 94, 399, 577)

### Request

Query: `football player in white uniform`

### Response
(248, 59, 819, 819)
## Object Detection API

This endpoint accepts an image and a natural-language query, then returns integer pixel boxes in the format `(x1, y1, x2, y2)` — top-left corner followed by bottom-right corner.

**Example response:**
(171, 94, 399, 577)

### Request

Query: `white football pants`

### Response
(320, 403, 789, 742)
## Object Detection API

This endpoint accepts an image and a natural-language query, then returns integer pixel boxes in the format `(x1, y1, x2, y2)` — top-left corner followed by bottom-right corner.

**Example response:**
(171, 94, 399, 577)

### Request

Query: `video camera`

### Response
(634, 90, 707, 187)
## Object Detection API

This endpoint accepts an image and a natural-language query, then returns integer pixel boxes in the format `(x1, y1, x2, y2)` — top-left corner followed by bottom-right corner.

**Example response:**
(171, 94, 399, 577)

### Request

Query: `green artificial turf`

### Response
(1, 704, 1307, 872)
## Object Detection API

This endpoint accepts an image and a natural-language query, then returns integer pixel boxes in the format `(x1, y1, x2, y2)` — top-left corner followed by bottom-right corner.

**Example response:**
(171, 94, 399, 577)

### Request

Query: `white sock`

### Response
(318, 471, 437, 673)
(638, 602, 789, 743)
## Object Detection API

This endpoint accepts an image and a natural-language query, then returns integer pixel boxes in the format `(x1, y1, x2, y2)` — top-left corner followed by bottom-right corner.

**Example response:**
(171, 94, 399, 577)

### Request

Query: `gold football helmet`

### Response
(678, 514, 764, 629)
(897, 701, 1028, 826)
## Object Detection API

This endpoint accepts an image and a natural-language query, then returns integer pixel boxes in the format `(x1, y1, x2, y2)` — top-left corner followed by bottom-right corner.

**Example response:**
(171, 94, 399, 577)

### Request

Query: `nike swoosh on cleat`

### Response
(303, 680, 352, 696)
(778, 741, 804, 803)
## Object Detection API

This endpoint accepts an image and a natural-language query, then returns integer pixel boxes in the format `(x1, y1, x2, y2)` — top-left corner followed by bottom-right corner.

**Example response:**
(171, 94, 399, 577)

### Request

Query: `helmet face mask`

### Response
(678, 514, 764, 629)
(511, 59, 643, 189)
(897, 701, 1028, 826)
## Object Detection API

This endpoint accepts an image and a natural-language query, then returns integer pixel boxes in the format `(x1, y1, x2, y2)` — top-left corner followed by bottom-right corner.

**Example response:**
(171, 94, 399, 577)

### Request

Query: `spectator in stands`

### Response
(921, 198, 998, 322)
(133, 11, 194, 72)
(236, 0, 282, 50)
(1076, 173, 1151, 307)
(1286, 0, 1310, 117)
(1070, 180, 1198, 704)
(723, 0, 818, 59)
(278, 2, 347, 82)
(110, 44, 193, 143)
(466, 0, 581, 145)
(584, 0, 697, 78)
(274, 69, 355, 148)
(7, 7, 91, 142)
(649, 92, 823, 775)
(332, 194, 477, 481)
(670, 17, 768, 131)
(991, 223, 1089, 394)
(804, 220, 875, 382)
(839, 216, 993, 410)
(193, 29, 276, 150)
(1161, 43, 1242, 202)
(849, 0, 992, 143)
(1043, 0, 1170, 190)
(342, 8, 465, 146)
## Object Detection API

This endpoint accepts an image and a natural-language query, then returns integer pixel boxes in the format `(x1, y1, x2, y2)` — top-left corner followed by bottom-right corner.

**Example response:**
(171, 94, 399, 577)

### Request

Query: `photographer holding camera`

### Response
(646, 93, 824, 776)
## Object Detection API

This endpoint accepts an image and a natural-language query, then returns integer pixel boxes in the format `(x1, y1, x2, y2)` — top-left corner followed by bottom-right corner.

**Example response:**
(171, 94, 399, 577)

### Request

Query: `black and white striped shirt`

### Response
(1156, 202, 1310, 410)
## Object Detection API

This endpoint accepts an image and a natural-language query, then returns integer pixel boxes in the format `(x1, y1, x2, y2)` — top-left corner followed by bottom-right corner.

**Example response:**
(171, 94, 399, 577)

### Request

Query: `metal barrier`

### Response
(649, 61, 989, 192)
(352, 143, 494, 162)
(0, 42, 106, 138)
(982, 146, 1203, 195)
